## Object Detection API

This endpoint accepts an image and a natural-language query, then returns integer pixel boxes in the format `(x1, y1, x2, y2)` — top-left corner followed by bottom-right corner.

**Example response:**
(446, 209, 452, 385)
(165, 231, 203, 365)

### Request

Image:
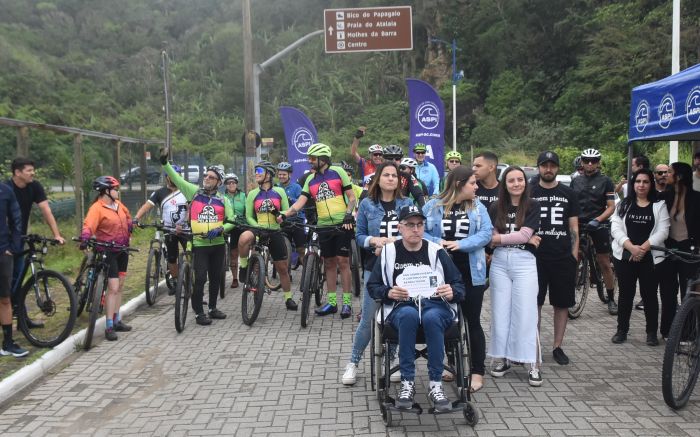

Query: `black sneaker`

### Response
(490, 360, 511, 377)
(646, 333, 659, 346)
(340, 304, 351, 319)
(208, 309, 227, 319)
(239, 266, 247, 283)
(105, 328, 118, 341)
(428, 383, 451, 412)
(608, 299, 618, 315)
(635, 299, 644, 311)
(552, 347, 569, 365)
(395, 380, 415, 409)
(285, 298, 298, 311)
(196, 313, 212, 325)
(114, 321, 132, 332)
(611, 330, 627, 344)
(0, 341, 29, 358)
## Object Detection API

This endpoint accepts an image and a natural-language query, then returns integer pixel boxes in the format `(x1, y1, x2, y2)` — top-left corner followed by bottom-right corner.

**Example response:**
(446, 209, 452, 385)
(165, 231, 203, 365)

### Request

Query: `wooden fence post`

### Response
(16, 127, 29, 157)
(140, 143, 147, 204)
(112, 140, 121, 179)
(73, 134, 84, 235)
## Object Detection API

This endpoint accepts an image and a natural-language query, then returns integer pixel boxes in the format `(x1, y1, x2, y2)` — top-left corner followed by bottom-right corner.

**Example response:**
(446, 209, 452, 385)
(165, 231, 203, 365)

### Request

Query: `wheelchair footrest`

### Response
(384, 397, 423, 415)
(428, 400, 466, 415)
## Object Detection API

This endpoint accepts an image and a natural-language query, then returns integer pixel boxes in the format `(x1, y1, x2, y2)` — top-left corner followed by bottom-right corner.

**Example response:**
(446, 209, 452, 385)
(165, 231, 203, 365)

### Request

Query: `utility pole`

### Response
(670, 0, 680, 163)
(242, 0, 257, 189)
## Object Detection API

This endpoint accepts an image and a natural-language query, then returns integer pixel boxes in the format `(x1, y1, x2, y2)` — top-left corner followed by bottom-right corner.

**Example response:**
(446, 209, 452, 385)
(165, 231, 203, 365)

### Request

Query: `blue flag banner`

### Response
(279, 106, 318, 174)
(406, 78, 445, 177)
(629, 63, 700, 142)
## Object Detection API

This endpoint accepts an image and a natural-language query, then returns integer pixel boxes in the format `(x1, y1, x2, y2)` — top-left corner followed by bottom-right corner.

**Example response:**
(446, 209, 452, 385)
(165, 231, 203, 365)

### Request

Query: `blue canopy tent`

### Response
(627, 63, 700, 172)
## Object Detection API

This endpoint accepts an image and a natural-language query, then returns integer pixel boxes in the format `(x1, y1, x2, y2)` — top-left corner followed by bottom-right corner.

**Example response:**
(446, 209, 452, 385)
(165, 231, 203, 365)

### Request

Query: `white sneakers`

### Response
(342, 363, 357, 385)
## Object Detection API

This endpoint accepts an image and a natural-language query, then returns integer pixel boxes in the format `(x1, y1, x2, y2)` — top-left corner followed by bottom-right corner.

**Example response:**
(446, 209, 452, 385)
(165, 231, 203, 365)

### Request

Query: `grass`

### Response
(0, 217, 154, 380)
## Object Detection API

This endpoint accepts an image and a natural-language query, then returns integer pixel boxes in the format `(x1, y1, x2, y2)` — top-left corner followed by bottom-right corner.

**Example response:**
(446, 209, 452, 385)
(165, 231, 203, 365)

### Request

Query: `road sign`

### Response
(324, 6, 413, 54)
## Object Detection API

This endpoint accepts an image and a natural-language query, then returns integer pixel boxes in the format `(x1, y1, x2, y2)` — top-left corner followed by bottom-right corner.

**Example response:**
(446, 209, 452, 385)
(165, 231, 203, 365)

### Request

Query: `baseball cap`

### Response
(537, 151, 560, 166)
(398, 205, 426, 222)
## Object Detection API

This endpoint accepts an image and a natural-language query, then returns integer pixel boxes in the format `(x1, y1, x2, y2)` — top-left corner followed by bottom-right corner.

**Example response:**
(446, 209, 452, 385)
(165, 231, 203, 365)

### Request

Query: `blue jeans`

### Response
(387, 300, 454, 382)
(350, 271, 396, 364)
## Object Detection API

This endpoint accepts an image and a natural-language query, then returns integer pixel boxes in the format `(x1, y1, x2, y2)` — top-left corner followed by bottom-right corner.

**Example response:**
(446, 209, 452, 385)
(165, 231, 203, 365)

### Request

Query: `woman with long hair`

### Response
(488, 166, 543, 387)
(423, 165, 492, 392)
(610, 168, 669, 345)
(80, 176, 133, 341)
(658, 162, 699, 338)
(342, 161, 413, 385)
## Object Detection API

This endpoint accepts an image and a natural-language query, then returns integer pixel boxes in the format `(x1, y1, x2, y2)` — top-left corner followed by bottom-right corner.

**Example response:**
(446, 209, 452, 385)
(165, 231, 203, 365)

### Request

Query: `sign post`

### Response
(324, 6, 413, 53)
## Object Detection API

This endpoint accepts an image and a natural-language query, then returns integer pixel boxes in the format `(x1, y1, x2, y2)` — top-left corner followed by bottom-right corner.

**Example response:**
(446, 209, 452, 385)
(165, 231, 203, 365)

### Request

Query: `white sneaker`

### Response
(390, 358, 402, 383)
(342, 363, 357, 385)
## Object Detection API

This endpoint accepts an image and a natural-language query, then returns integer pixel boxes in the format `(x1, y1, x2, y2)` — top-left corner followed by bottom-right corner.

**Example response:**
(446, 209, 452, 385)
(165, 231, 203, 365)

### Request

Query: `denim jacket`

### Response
(356, 196, 414, 248)
(422, 197, 493, 286)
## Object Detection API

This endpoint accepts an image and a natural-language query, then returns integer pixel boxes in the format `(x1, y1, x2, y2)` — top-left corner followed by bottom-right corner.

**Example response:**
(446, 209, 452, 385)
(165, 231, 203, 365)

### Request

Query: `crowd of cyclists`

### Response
(1, 138, 699, 411)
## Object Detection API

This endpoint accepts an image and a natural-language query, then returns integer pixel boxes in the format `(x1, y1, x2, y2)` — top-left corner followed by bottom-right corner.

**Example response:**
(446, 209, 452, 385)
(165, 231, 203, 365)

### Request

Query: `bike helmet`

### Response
(277, 162, 293, 172)
(341, 161, 354, 173)
(413, 143, 427, 153)
(580, 148, 602, 159)
(205, 165, 225, 182)
(368, 144, 383, 154)
(383, 144, 403, 159)
(307, 143, 332, 157)
(93, 175, 120, 192)
(573, 156, 582, 169)
(224, 173, 238, 184)
(445, 151, 462, 162)
(255, 160, 276, 176)
(400, 157, 418, 168)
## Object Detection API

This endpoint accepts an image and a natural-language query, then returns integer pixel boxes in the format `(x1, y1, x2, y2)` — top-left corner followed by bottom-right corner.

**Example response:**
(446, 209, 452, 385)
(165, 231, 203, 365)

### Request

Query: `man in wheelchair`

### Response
(368, 205, 465, 412)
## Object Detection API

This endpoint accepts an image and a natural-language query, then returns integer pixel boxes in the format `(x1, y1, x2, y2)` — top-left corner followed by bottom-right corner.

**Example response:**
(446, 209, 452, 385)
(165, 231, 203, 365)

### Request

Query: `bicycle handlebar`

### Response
(650, 245, 700, 264)
(72, 237, 139, 253)
(22, 234, 61, 246)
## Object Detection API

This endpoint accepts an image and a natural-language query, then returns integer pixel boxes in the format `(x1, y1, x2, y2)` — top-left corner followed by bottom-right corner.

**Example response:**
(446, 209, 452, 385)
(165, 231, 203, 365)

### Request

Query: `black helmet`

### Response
(93, 175, 120, 192)
(383, 144, 403, 159)
(256, 160, 276, 176)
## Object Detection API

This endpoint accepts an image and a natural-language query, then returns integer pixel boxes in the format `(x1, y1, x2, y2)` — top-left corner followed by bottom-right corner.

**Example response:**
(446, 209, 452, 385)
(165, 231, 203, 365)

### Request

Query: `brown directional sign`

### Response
(324, 6, 413, 53)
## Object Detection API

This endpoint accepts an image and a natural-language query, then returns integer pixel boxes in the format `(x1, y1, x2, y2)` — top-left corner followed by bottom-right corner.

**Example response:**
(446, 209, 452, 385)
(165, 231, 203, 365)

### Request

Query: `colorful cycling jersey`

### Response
(148, 187, 189, 230)
(246, 186, 289, 230)
(358, 157, 377, 186)
(163, 163, 234, 247)
(302, 165, 352, 226)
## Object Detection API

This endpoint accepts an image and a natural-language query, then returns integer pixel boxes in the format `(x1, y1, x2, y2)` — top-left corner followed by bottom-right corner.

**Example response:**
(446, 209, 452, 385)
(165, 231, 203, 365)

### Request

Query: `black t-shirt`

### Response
(476, 182, 499, 211)
(7, 179, 47, 235)
(530, 183, 580, 259)
(392, 240, 431, 284)
(625, 202, 655, 245)
(570, 171, 615, 222)
(489, 201, 541, 254)
(441, 204, 471, 265)
(364, 200, 399, 271)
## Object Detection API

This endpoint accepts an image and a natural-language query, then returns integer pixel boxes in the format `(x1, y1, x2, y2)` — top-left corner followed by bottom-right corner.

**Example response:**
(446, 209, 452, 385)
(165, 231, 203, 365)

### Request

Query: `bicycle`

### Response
(654, 245, 700, 409)
(238, 224, 287, 326)
(219, 237, 229, 299)
(15, 235, 77, 348)
(140, 223, 177, 306)
(350, 237, 362, 297)
(73, 238, 138, 350)
(568, 223, 613, 319)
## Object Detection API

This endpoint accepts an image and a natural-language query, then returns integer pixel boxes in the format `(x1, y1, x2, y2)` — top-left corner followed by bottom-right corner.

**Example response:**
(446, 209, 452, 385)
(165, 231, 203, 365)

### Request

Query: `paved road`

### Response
(1, 271, 699, 436)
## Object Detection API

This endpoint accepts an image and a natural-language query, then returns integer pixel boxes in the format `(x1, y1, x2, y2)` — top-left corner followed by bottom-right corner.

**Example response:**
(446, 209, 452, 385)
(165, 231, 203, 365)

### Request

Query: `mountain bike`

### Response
(73, 238, 138, 350)
(654, 245, 700, 409)
(350, 237, 361, 297)
(15, 235, 77, 348)
(569, 223, 614, 319)
(219, 237, 229, 299)
(140, 223, 177, 305)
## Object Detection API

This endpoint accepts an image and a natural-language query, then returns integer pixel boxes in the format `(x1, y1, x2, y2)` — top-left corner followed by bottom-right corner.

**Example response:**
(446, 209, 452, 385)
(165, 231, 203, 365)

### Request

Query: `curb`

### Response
(0, 287, 153, 405)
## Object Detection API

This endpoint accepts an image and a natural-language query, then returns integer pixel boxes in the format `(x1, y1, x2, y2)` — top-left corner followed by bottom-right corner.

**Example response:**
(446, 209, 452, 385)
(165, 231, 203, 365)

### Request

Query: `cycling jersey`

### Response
(357, 157, 377, 186)
(246, 186, 289, 230)
(148, 187, 189, 230)
(224, 190, 246, 223)
(570, 170, 615, 222)
(301, 165, 352, 226)
(278, 182, 305, 221)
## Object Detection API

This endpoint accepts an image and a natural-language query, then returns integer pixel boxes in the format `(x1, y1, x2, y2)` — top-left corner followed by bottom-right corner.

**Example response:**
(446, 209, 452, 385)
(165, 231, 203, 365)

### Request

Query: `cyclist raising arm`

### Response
(238, 161, 295, 310)
(279, 143, 357, 318)
(350, 126, 383, 186)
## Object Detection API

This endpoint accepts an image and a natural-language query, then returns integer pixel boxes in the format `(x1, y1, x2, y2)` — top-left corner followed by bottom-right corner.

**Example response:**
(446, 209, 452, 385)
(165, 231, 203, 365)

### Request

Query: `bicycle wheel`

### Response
(300, 253, 319, 328)
(350, 238, 361, 297)
(17, 270, 77, 348)
(219, 247, 228, 299)
(314, 265, 324, 307)
(73, 256, 90, 316)
(145, 247, 161, 306)
(266, 256, 282, 291)
(174, 259, 191, 333)
(85, 270, 106, 350)
(568, 255, 589, 319)
(242, 253, 265, 326)
(591, 252, 607, 303)
(662, 296, 700, 409)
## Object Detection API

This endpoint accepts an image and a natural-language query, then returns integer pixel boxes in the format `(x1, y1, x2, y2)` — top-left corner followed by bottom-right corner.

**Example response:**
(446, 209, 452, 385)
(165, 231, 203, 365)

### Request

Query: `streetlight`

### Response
(429, 37, 463, 152)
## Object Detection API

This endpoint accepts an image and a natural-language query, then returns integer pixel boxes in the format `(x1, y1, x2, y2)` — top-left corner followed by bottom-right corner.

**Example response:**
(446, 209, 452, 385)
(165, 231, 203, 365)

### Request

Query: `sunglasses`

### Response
(414, 151, 426, 155)
(254, 167, 266, 175)
(582, 158, 600, 164)
(448, 160, 461, 164)
(656, 171, 668, 175)
(226, 180, 237, 184)
(204, 174, 219, 180)
(399, 165, 409, 171)
(372, 153, 383, 157)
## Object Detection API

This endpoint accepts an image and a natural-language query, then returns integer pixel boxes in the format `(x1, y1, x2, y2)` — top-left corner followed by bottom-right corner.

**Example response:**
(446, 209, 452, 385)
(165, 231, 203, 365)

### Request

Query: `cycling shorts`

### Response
(164, 234, 188, 264)
(228, 227, 245, 250)
(318, 228, 352, 258)
(537, 256, 576, 308)
(0, 254, 12, 298)
(267, 232, 290, 262)
(587, 226, 611, 255)
(283, 224, 306, 249)
(105, 251, 129, 279)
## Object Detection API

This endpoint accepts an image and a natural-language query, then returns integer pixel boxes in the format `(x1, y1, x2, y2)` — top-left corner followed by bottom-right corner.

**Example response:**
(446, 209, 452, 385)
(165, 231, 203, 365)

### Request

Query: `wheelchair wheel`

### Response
(372, 316, 386, 403)
(350, 238, 361, 297)
(463, 401, 480, 426)
(568, 253, 589, 319)
(380, 403, 393, 427)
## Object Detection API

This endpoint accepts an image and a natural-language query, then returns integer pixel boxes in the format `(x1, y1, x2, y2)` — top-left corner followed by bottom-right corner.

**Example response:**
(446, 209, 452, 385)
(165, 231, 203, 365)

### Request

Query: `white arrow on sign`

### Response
(328, 26, 334, 36)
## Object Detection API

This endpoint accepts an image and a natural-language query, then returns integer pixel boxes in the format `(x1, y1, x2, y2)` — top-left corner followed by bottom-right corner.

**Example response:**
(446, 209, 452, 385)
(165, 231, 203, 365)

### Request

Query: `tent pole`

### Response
(627, 143, 634, 180)
(670, 0, 680, 163)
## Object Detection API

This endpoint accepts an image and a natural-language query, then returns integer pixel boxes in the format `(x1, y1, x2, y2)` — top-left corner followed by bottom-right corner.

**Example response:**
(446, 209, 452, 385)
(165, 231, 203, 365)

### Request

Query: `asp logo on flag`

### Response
(635, 100, 650, 133)
(292, 127, 315, 154)
(658, 94, 675, 129)
(416, 102, 440, 130)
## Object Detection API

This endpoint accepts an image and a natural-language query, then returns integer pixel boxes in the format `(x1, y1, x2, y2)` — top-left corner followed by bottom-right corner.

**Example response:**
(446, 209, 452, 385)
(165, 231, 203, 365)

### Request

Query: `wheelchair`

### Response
(370, 299, 480, 427)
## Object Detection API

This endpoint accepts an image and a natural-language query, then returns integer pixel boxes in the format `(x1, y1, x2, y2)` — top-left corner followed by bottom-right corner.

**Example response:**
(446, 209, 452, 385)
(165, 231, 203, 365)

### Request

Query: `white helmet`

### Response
(580, 148, 602, 159)
(368, 144, 383, 154)
(400, 157, 417, 168)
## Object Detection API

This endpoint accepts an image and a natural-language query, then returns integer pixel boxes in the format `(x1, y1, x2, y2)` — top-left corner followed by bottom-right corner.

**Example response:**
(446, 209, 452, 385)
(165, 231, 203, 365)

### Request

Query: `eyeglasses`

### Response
(393, 157, 402, 162)
(656, 171, 668, 175)
(401, 221, 425, 229)
(204, 174, 218, 180)
(582, 158, 600, 164)
(226, 180, 237, 185)
(448, 160, 461, 164)
(372, 153, 383, 157)
(254, 167, 265, 175)
(414, 151, 426, 155)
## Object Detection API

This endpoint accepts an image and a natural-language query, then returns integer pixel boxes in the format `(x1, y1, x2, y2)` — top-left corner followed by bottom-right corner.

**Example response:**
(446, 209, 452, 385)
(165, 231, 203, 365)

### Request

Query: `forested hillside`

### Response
(1, 0, 699, 179)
